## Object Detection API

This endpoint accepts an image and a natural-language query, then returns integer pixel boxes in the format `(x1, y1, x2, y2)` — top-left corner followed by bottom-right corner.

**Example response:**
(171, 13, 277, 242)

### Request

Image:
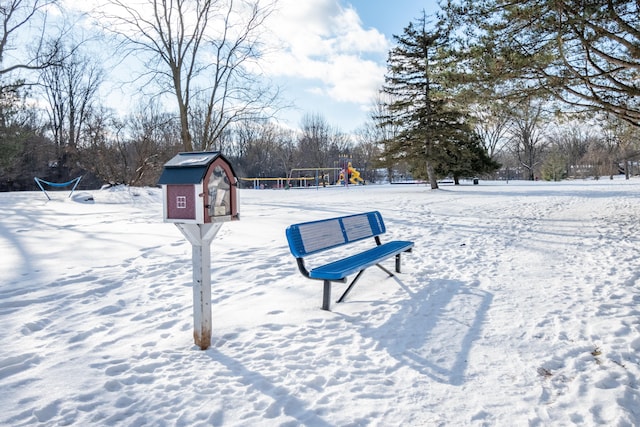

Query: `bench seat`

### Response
(309, 240, 414, 280)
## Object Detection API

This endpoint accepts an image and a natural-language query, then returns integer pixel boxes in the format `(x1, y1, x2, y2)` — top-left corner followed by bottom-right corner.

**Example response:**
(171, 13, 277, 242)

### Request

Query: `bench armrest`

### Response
(295, 257, 311, 279)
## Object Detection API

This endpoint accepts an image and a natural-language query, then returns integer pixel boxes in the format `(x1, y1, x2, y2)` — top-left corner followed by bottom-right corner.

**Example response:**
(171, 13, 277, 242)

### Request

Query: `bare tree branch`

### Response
(97, 0, 279, 152)
(0, 0, 65, 81)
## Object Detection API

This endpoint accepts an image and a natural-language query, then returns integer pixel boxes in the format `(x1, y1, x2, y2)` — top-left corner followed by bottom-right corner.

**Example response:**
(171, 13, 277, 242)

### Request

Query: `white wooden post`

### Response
(175, 223, 222, 350)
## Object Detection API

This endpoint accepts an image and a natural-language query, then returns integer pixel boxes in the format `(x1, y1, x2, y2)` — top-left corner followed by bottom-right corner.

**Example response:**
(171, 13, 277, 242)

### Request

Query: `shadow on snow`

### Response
(358, 277, 493, 386)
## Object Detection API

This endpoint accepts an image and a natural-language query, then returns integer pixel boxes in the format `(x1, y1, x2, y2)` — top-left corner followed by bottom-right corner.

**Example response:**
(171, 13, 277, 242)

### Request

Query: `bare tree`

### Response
(124, 103, 181, 185)
(600, 115, 640, 179)
(546, 124, 595, 178)
(508, 98, 550, 180)
(81, 103, 181, 186)
(39, 44, 104, 183)
(296, 113, 349, 169)
(352, 127, 381, 183)
(40, 46, 103, 150)
(98, 0, 278, 152)
(470, 103, 510, 160)
(231, 121, 291, 179)
(80, 106, 123, 184)
(0, 0, 64, 87)
(581, 136, 617, 180)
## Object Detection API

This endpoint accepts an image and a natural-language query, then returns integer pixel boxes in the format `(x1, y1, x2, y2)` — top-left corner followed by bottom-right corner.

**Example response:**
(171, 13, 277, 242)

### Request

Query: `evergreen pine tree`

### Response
(380, 12, 498, 188)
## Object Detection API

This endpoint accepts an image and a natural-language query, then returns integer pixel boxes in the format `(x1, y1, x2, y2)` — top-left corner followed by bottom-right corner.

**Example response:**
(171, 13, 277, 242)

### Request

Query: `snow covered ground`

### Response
(1, 179, 640, 426)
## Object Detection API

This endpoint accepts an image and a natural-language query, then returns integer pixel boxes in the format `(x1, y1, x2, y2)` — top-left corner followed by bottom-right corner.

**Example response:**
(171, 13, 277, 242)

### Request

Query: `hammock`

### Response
(34, 176, 82, 200)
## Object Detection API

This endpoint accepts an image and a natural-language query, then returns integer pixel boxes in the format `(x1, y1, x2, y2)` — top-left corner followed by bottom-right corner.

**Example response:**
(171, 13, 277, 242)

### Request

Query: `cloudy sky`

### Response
(264, 0, 441, 131)
(54, 0, 440, 133)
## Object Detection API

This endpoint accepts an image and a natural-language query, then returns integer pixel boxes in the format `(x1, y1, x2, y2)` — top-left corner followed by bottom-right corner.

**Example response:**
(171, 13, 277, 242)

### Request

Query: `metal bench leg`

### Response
(322, 280, 332, 310)
(376, 263, 394, 277)
(337, 270, 365, 303)
(396, 253, 401, 273)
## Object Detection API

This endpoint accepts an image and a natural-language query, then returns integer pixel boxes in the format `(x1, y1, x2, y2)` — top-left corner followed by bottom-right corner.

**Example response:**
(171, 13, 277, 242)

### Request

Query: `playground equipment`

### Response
(288, 168, 341, 188)
(250, 165, 365, 189)
(338, 162, 364, 185)
(34, 176, 83, 200)
(239, 177, 286, 189)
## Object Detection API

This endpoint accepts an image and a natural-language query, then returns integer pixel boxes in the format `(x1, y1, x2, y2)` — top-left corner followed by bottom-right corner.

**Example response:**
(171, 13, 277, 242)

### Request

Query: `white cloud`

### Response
(325, 55, 385, 103)
(262, 0, 389, 105)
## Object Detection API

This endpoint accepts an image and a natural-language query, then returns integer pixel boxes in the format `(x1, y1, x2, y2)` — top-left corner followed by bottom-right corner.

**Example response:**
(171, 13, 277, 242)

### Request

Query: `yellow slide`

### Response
(348, 167, 363, 184)
(339, 162, 364, 185)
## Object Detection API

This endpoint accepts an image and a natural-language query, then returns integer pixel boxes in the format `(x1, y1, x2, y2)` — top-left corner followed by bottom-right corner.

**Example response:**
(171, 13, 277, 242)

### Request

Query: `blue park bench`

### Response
(285, 211, 414, 310)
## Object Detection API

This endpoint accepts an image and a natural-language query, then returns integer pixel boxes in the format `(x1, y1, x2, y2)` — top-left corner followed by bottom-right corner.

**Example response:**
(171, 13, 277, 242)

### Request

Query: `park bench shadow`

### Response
(357, 277, 493, 386)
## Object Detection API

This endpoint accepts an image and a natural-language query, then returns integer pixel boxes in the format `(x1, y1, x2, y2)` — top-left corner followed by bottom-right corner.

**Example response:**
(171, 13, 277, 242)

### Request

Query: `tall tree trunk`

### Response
(179, 101, 192, 152)
(426, 160, 438, 189)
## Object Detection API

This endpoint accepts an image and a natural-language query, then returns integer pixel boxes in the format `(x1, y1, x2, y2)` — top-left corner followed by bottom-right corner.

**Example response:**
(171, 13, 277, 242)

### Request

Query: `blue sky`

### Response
(264, 0, 443, 132)
(349, 0, 437, 39)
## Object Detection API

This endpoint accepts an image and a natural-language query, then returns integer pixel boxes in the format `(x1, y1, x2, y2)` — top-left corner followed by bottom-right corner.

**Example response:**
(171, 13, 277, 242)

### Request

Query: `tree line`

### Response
(0, 0, 638, 192)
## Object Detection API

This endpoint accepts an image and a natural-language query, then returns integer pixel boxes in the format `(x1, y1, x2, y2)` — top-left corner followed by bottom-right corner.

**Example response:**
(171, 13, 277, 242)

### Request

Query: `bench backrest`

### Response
(286, 211, 386, 258)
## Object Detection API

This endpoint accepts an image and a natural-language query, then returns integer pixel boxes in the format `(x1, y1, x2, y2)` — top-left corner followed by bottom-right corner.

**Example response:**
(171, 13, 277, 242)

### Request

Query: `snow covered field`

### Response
(1, 179, 640, 426)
